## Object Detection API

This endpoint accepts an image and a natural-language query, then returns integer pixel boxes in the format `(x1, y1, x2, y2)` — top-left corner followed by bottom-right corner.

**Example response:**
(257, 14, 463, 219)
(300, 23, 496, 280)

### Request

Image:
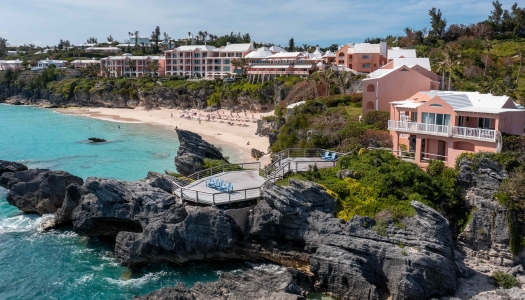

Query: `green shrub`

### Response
(491, 271, 520, 288)
(202, 158, 228, 169)
(363, 111, 390, 130)
(372, 220, 388, 236)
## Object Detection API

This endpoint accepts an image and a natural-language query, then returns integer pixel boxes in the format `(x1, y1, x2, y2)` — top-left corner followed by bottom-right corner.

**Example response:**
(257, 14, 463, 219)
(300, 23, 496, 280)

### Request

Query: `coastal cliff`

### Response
(1, 153, 525, 299)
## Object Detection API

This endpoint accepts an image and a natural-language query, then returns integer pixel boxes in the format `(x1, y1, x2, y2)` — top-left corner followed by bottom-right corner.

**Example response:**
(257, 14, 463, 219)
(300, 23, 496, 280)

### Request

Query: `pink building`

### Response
(246, 52, 317, 78)
(0, 59, 22, 70)
(388, 91, 525, 167)
(100, 54, 165, 77)
(164, 43, 254, 77)
(335, 42, 388, 73)
(361, 62, 440, 115)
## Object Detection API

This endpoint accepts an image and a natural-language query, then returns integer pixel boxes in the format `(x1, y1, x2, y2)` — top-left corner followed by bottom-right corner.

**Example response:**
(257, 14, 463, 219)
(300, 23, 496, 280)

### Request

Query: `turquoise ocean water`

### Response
(0, 105, 253, 299)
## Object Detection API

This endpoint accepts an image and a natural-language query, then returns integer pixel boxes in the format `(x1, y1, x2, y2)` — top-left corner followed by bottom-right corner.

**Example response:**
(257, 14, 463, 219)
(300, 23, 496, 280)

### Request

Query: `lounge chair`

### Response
(321, 151, 330, 160)
(213, 178, 221, 189)
(226, 182, 233, 192)
(206, 176, 215, 188)
(327, 152, 336, 161)
(219, 181, 228, 191)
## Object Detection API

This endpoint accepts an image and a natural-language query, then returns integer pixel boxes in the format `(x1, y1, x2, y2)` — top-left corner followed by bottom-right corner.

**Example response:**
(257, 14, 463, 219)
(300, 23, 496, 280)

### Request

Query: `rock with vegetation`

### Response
(134, 269, 305, 300)
(0, 160, 28, 176)
(3, 169, 83, 214)
(247, 179, 457, 299)
(251, 148, 264, 159)
(144, 171, 189, 194)
(174, 129, 226, 176)
(456, 156, 514, 266)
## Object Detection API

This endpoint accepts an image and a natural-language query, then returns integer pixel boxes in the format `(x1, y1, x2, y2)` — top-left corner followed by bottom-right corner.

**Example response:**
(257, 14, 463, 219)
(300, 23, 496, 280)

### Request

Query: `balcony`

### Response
(388, 120, 498, 142)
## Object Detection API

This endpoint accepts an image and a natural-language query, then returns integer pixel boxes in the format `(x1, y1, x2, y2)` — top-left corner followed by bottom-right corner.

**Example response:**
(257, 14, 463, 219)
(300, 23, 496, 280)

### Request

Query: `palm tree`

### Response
(134, 31, 139, 50)
(204, 31, 208, 45)
(517, 45, 524, 85)
(439, 43, 461, 91)
(319, 69, 333, 96)
(187, 32, 192, 45)
(102, 66, 111, 79)
(309, 71, 321, 98)
(147, 61, 160, 77)
(332, 69, 353, 94)
(127, 59, 136, 77)
(302, 44, 309, 52)
(197, 31, 204, 44)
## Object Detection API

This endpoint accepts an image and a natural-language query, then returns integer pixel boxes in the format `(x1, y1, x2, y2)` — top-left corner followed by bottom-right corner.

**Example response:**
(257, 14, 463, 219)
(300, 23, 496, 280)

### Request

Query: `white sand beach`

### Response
(56, 107, 273, 166)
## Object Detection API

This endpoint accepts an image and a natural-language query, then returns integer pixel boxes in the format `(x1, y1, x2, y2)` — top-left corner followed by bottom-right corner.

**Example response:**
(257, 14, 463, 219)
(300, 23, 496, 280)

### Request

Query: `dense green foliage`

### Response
(491, 271, 520, 288)
(279, 150, 466, 230)
(270, 99, 390, 153)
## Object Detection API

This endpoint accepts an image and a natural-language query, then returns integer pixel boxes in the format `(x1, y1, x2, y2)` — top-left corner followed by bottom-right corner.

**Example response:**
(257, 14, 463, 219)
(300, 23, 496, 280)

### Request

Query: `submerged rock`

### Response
(174, 129, 225, 176)
(134, 269, 305, 300)
(4, 169, 83, 214)
(88, 137, 106, 143)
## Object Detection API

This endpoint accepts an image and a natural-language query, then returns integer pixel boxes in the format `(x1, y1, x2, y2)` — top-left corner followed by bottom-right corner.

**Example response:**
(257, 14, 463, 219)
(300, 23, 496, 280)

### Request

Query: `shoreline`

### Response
(55, 107, 273, 166)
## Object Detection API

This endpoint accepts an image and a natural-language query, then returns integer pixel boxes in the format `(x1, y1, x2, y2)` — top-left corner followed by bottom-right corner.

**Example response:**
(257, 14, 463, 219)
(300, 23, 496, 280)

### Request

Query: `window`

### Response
(223, 59, 230, 64)
(223, 66, 230, 72)
(194, 67, 200, 71)
(194, 53, 200, 58)
(194, 60, 200, 64)
(422, 113, 450, 125)
(362, 63, 370, 68)
(362, 55, 371, 59)
(478, 118, 491, 129)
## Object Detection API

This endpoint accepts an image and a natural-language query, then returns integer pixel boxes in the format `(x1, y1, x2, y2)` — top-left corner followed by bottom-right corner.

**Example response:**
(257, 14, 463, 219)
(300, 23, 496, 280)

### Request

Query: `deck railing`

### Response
(388, 120, 498, 142)
(186, 162, 261, 182)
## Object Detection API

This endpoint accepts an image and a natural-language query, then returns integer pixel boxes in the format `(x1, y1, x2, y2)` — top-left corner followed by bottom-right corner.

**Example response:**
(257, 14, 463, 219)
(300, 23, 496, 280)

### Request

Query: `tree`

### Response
(332, 69, 354, 94)
(134, 31, 139, 50)
(231, 57, 248, 76)
(482, 39, 492, 76)
(151, 26, 161, 53)
(0, 37, 7, 57)
(86, 37, 98, 44)
(302, 43, 309, 52)
(517, 45, 524, 85)
(488, 1, 504, 33)
(187, 32, 192, 45)
(127, 59, 136, 77)
(288, 37, 295, 52)
(428, 8, 447, 40)
(309, 71, 322, 98)
(204, 31, 209, 45)
(107, 35, 114, 43)
(440, 43, 461, 90)
(147, 60, 160, 76)
(319, 69, 334, 96)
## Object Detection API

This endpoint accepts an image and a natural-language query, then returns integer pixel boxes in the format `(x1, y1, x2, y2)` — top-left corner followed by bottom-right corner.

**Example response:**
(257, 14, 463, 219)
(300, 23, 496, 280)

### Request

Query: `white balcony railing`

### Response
(388, 120, 498, 142)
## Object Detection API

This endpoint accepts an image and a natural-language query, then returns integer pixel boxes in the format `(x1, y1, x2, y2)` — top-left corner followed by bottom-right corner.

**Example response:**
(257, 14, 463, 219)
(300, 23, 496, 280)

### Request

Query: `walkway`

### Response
(172, 148, 348, 206)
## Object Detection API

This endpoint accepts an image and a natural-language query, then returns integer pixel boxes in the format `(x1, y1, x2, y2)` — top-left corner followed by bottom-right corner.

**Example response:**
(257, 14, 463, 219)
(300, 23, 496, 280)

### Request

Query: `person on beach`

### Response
(171, 113, 173, 117)
(247, 141, 250, 145)
(118, 125, 120, 129)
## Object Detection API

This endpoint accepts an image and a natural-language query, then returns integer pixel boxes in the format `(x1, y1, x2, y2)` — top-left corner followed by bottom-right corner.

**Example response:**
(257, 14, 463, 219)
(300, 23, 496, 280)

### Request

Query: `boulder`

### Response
(0, 160, 28, 176)
(4, 169, 83, 214)
(251, 148, 265, 159)
(174, 129, 225, 176)
(134, 269, 305, 300)
(144, 171, 188, 194)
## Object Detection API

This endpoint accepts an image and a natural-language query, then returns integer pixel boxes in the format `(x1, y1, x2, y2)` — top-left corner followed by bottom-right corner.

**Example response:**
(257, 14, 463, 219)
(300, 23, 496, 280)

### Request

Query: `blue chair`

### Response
(321, 151, 330, 160)
(220, 181, 228, 191)
(226, 182, 233, 192)
(327, 152, 336, 161)
(213, 178, 221, 189)
(206, 176, 215, 188)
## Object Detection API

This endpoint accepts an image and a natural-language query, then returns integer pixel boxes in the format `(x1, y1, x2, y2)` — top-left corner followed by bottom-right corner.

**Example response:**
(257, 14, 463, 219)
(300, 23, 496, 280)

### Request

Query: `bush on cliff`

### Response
(491, 271, 520, 288)
(279, 150, 465, 226)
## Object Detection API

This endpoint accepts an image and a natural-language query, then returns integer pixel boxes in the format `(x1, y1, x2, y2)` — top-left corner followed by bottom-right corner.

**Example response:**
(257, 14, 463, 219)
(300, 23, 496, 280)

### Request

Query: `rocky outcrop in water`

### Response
(55, 184, 85, 226)
(134, 268, 305, 300)
(71, 177, 242, 265)
(0, 160, 28, 176)
(456, 157, 514, 266)
(2, 169, 83, 214)
(174, 129, 225, 176)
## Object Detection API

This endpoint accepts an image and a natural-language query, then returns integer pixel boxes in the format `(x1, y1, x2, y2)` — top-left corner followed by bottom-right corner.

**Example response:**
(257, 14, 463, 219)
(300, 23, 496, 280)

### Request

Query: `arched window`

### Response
(366, 101, 375, 109)
(367, 84, 375, 92)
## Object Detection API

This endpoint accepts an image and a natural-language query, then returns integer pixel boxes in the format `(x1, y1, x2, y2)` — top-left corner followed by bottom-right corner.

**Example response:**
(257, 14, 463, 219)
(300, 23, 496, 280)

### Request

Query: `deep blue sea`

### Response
(0, 104, 257, 299)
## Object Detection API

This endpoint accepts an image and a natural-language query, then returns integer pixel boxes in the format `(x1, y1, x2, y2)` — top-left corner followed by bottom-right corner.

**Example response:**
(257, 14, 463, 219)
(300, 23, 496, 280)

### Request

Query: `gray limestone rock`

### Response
(4, 169, 83, 214)
(174, 129, 225, 176)
(55, 184, 85, 226)
(0, 160, 28, 177)
(134, 269, 305, 300)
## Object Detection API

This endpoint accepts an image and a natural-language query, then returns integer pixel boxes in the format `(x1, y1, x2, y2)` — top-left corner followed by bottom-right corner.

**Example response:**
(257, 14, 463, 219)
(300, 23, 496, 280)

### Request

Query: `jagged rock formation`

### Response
(1, 169, 83, 214)
(456, 157, 514, 266)
(256, 118, 283, 148)
(174, 129, 225, 176)
(134, 269, 305, 300)
(55, 184, 84, 226)
(247, 180, 458, 300)
(470, 287, 525, 299)
(144, 171, 189, 194)
(251, 148, 265, 159)
(0, 160, 28, 176)
(71, 178, 241, 265)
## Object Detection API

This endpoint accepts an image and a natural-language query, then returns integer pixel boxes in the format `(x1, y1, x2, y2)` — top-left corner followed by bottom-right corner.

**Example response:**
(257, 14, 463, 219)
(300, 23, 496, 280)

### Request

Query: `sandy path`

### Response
(56, 107, 273, 167)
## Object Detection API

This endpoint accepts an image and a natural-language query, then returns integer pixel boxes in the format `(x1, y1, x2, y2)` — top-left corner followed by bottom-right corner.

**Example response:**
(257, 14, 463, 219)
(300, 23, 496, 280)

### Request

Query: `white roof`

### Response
(87, 47, 121, 50)
(393, 91, 522, 113)
(40, 59, 66, 63)
(390, 58, 431, 71)
(245, 47, 274, 59)
(367, 68, 396, 79)
(222, 43, 254, 52)
(312, 47, 323, 57)
(347, 43, 381, 54)
(322, 50, 336, 58)
(71, 59, 100, 63)
(176, 45, 217, 51)
(388, 49, 417, 59)
(251, 64, 291, 69)
(269, 46, 286, 53)
(0, 60, 22, 64)
(268, 52, 303, 59)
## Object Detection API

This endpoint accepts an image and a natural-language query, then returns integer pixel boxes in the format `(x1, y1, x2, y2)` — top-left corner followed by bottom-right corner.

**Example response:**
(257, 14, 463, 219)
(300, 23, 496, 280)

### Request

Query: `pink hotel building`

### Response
(388, 91, 525, 167)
